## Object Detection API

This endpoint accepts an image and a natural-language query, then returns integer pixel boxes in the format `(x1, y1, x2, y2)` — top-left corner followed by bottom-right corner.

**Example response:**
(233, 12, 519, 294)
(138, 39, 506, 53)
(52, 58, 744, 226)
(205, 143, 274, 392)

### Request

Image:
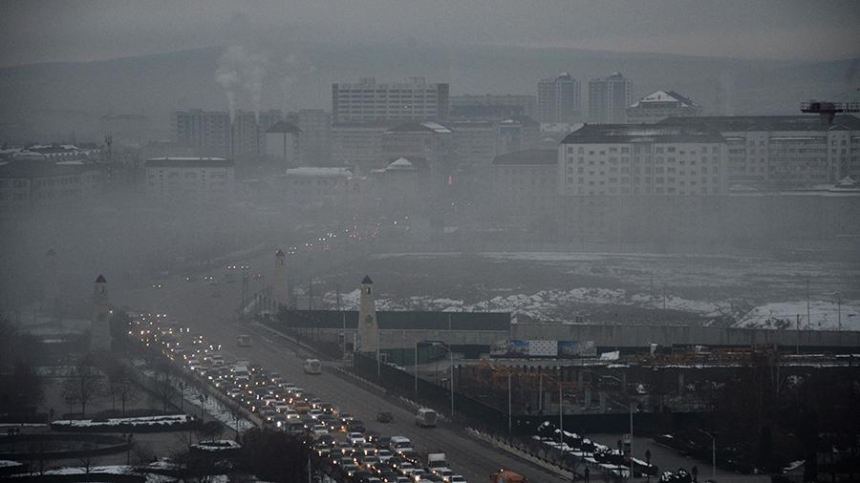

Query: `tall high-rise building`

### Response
(332, 77, 449, 124)
(537, 73, 581, 123)
(588, 72, 631, 124)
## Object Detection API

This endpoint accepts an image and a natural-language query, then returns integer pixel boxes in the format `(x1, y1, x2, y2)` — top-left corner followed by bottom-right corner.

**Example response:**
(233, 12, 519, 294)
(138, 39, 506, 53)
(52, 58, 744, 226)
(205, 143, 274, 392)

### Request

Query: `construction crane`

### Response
(801, 90, 860, 125)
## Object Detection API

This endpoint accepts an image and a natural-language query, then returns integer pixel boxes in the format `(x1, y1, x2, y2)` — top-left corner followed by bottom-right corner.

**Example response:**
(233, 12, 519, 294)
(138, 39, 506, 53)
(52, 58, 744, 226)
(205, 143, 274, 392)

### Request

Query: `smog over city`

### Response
(1, 2, 859, 482)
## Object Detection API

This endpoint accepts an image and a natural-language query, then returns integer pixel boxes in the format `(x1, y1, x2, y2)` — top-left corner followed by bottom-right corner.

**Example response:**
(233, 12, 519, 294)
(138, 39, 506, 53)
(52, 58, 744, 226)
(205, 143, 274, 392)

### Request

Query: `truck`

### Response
(490, 469, 529, 483)
(415, 408, 438, 428)
(427, 452, 449, 472)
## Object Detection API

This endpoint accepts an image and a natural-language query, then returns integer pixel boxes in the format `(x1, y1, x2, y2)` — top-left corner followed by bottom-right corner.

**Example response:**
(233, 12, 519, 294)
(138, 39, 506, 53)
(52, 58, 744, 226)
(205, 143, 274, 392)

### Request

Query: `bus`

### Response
(303, 359, 321, 375)
(236, 334, 253, 347)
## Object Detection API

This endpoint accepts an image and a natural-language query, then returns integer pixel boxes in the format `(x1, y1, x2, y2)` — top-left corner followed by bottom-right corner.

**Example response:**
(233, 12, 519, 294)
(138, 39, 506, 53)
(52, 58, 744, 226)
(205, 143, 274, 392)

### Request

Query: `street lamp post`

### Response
(697, 429, 716, 482)
(414, 340, 455, 418)
(608, 399, 634, 479)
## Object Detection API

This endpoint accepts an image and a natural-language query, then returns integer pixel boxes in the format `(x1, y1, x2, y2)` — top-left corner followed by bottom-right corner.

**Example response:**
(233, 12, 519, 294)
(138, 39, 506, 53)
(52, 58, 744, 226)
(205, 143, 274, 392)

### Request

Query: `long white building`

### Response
(558, 124, 728, 197)
(659, 115, 860, 187)
(332, 77, 449, 124)
(144, 157, 235, 203)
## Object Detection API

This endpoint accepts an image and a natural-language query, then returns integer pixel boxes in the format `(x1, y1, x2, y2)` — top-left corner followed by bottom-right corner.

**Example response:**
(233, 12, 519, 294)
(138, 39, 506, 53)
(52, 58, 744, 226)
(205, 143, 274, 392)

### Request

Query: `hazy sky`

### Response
(2, 0, 859, 67)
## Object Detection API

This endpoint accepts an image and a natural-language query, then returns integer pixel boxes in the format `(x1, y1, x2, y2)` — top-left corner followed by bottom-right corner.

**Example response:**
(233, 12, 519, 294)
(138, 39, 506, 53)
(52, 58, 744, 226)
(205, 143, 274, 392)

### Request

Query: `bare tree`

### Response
(63, 354, 103, 417)
(106, 362, 138, 416)
(153, 360, 178, 412)
(78, 442, 97, 482)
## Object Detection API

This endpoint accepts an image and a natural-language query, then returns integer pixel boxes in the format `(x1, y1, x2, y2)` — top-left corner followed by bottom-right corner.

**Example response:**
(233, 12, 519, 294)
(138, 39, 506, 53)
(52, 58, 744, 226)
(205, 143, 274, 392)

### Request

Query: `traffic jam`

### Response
(128, 311, 472, 483)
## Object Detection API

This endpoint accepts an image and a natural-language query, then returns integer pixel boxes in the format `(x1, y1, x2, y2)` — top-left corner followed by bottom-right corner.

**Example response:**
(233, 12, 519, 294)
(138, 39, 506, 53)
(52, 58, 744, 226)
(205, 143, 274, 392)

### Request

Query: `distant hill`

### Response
(0, 40, 857, 143)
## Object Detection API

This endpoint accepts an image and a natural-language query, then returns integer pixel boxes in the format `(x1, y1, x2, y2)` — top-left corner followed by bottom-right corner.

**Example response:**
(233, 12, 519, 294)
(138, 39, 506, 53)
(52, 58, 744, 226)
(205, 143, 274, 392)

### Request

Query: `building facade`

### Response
(627, 90, 703, 124)
(293, 109, 331, 166)
(332, 77, 449, 124)
(588, 72, 631, 124)
(0, 158, 104, 215)
(143, 157, 235, 203)
(171, 109, 283, 158)
(491, 149, 558, 221)
(331, 121, 400, 170)
(265, 120, 301, 165)
(537, 73, 581, 123)
(558, 124, 728, 197)
(659, 115, 860, 187)
(450, 94, 537, 120)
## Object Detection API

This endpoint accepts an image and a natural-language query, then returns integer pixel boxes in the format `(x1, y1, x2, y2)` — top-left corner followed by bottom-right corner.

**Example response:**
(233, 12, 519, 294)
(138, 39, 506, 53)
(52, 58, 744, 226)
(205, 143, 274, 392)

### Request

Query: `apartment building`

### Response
(332, 77, 449, 124)
(537, 73, 581, 123)
(588, 72, 631, 124)
(659, 115, 860, 187)
(558, 124, 727, 197)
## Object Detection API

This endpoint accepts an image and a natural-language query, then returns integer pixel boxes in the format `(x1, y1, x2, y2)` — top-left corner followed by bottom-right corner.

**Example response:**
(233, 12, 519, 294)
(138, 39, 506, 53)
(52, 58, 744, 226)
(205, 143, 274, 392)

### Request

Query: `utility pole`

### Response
(796, 314, 800, 355)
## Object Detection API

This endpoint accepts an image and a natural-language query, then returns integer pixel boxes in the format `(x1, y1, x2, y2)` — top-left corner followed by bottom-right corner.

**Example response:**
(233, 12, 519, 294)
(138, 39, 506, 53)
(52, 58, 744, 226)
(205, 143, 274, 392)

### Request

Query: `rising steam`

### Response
(215, 45, 268, 123)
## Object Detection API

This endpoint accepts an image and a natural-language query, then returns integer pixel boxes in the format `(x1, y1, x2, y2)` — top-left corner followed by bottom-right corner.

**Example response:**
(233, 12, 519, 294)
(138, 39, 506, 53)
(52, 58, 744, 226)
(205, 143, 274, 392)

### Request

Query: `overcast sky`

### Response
(2, 0, 859, 67)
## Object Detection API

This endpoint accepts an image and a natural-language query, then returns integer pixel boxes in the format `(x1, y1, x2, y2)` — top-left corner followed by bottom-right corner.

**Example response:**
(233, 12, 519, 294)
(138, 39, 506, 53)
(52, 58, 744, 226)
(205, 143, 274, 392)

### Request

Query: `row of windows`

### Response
(566, 166, 720, 175)
(571, 187, 722, 195)
(568, 176, 720, 185)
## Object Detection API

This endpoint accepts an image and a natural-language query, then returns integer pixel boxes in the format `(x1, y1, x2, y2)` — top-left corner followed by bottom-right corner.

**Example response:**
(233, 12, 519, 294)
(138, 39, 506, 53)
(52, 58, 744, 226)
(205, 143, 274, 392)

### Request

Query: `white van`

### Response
(303, 358, 321, 375)
(389, 436, 413, 455)
(415, 408, 438, 428)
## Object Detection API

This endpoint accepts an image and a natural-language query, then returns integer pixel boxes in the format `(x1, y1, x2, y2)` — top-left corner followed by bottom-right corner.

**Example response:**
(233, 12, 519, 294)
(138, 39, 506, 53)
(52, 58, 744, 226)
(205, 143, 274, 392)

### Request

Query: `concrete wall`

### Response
(513, 323, 860, 349)
(288, 322, 860, 352)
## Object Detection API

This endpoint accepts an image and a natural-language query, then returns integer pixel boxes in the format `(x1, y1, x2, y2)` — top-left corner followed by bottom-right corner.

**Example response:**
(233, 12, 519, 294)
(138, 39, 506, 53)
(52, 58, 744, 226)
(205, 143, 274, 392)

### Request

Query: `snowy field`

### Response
(323, 251, 860, 331)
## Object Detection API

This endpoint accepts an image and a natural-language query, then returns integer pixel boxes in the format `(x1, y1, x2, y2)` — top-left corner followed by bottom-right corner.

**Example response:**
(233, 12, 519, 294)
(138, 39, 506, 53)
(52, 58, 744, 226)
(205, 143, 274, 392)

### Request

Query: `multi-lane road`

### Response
(114, 259, 574, 483)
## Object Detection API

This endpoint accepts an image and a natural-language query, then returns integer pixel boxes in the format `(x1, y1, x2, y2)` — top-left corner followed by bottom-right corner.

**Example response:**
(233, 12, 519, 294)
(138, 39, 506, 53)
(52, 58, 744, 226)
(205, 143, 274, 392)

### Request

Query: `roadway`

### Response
(113, 261, 575, 483)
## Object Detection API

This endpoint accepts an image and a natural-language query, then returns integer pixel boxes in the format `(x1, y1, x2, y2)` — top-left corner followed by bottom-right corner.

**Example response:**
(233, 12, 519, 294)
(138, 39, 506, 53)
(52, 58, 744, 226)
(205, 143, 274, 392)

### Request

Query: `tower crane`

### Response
(801, 88, 860, 125)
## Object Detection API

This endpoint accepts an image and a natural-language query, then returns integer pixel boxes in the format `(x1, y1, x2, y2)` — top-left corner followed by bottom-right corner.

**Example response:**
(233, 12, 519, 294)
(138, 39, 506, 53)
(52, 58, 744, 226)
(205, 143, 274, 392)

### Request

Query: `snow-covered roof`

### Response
(629, 90, 699, 108)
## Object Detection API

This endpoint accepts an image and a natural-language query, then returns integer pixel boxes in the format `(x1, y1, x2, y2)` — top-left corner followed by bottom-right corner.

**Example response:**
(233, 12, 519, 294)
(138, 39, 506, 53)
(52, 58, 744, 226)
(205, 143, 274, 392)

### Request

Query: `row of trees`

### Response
(60, 351, 140, 418)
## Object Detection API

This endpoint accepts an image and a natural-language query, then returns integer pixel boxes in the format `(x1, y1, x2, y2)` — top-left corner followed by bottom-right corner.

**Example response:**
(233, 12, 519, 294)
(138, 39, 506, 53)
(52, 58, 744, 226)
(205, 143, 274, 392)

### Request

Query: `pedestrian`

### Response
(692, 465, 698, 482)
(584, 466, 590, 483)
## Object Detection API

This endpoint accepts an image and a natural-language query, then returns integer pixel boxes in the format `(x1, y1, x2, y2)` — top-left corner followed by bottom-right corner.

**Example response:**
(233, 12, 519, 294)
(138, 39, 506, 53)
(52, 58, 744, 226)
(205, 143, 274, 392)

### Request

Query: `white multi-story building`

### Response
(332, 77, 449, 124)
(588, 72, 631, 124)
(144, 157, 235, 203)
(558, 124, 728, 196)
(659, 115, 860, 187)
(627, 90, 702, 124)
(538, 73, 581, 123)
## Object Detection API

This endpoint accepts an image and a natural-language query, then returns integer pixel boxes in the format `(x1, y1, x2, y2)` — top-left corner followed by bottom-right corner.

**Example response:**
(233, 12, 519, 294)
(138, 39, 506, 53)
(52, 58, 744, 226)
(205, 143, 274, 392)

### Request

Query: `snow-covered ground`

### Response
(327, 251, 860, 330)
(137, 362, 255, 432)
(51, 414, 191, 429)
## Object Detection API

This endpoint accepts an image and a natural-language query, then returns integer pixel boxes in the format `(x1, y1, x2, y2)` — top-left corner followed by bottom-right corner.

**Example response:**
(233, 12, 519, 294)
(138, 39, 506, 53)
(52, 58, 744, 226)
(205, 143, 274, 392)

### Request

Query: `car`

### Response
(348, 431, 366, 445)
(378, 449, 394, 462)
(449, 475, 467, 483)
(347, 419, 367, 433)
(310, 424, 328, 437)
(377, 411, 393, 423)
